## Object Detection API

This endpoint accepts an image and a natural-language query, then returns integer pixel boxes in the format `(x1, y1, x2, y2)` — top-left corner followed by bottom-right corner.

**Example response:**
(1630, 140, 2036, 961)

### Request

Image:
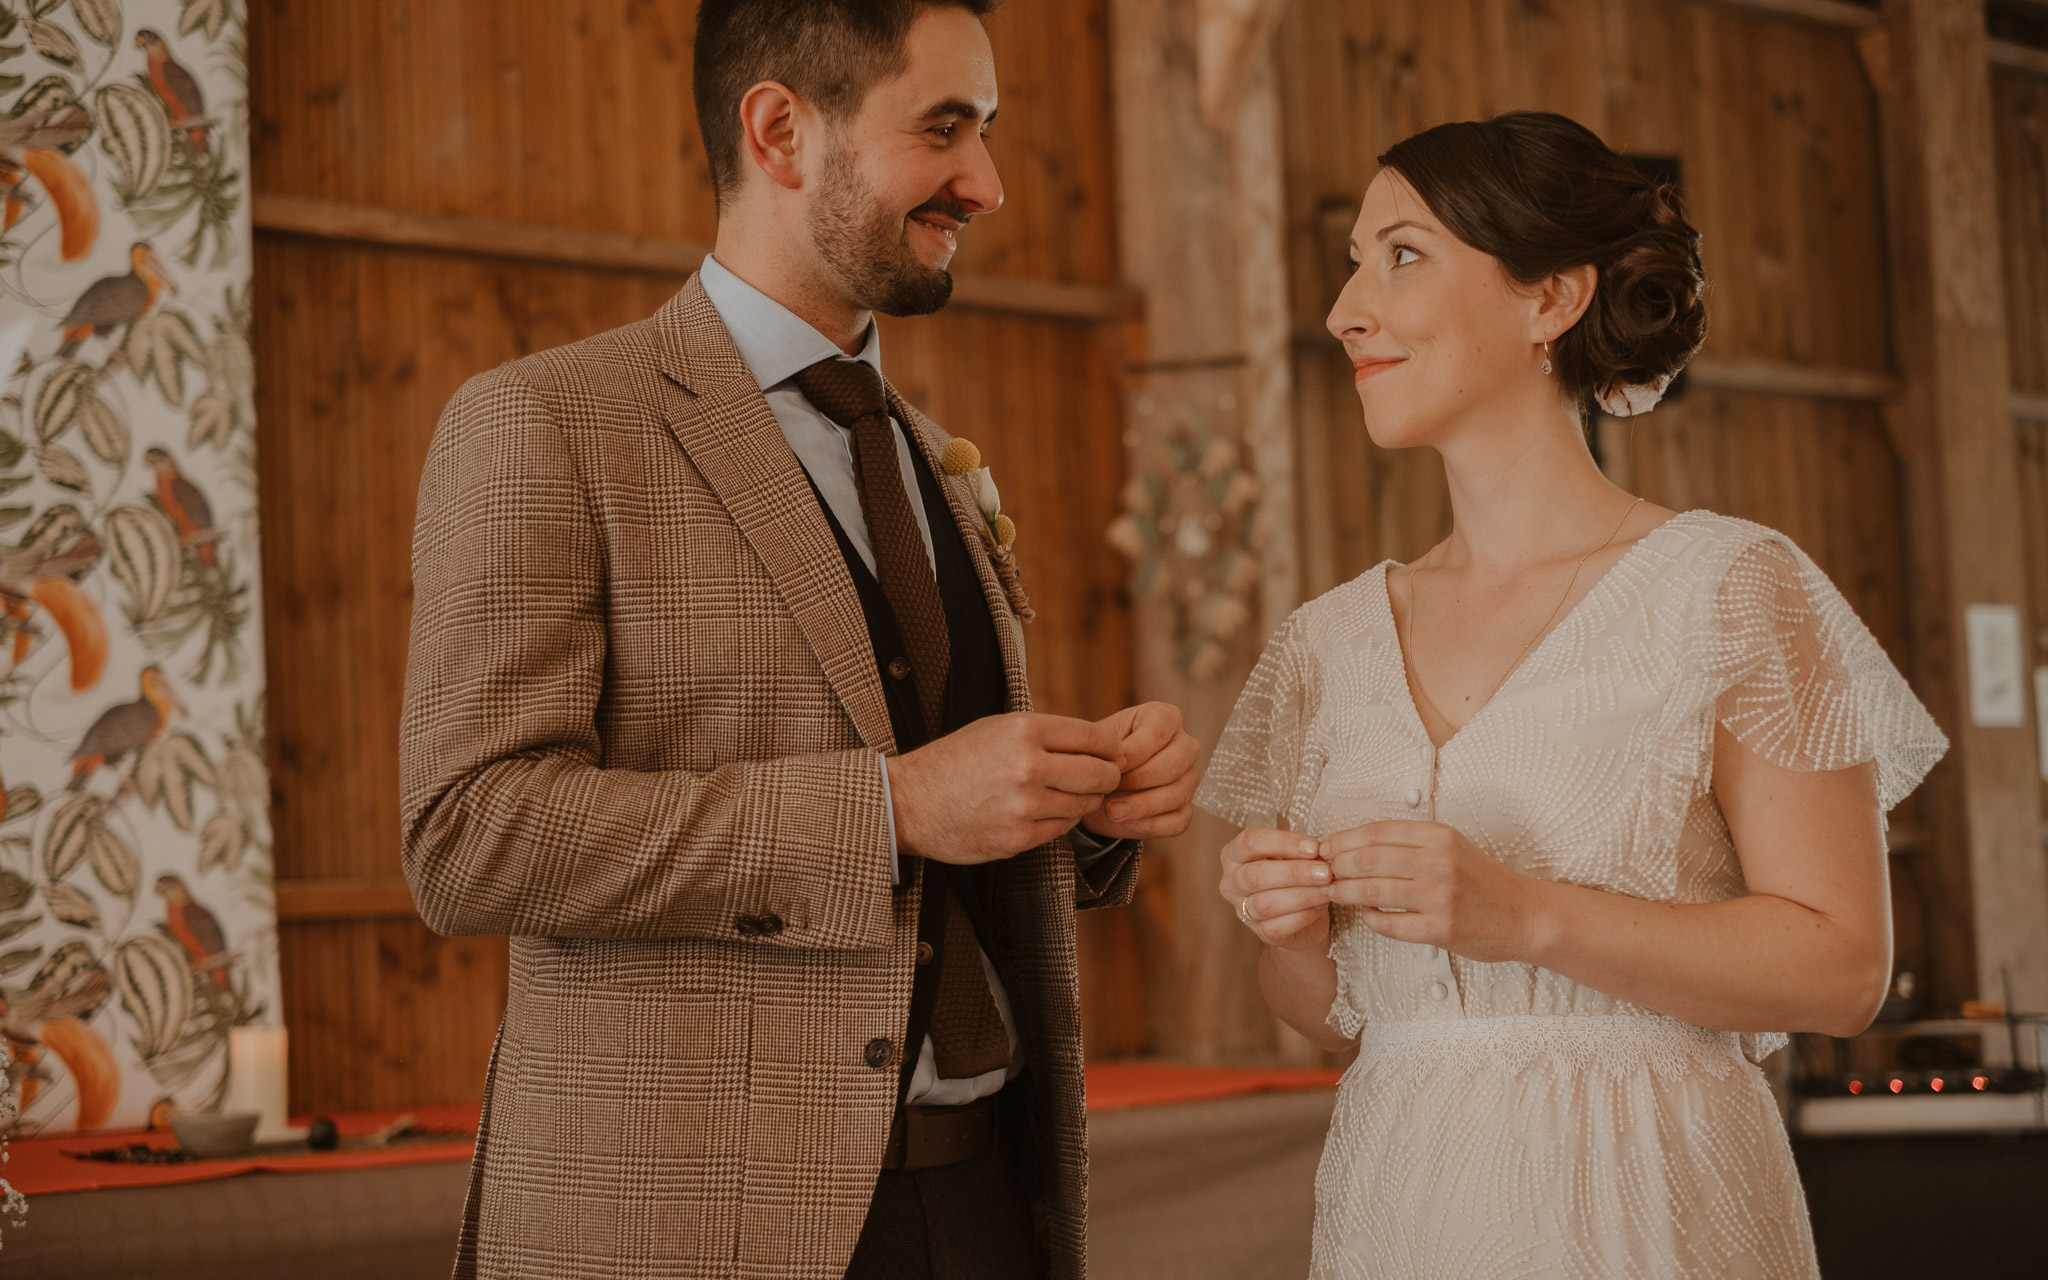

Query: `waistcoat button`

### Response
(864, 1037, 893, 1069)
(1421, 944, 1440, 961)
(916, 941, 934, 965)
(1428, 981, 1448, 1001)
(887, 657, 913, 681)
(1405, 788, 1422, 808)
(757, 913, 784, 936)
(734, 915, 762, 937)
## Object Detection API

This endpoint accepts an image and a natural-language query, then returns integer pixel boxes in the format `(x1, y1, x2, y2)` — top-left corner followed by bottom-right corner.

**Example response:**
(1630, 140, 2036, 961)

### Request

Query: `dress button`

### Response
(1404, 788, 1422, 808)
(864, 1037, 893, 1069)
(1421, 945, 1440, 961)
(887, 657, 913, 681)
(916, 941, 934, 965)
(1428, 981, 1448, 1001)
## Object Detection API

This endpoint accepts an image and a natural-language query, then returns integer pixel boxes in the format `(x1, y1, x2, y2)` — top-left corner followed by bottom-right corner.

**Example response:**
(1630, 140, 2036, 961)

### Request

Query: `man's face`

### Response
(807, 6, 1003, 317)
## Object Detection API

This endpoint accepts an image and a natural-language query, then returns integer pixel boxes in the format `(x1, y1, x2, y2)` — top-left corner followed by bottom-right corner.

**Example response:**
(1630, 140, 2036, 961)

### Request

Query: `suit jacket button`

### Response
(887, 657, 913, 681)
(916, 941, 934, 965)
(864, 1037, 893, 1069)
(758, 913, 785, 936)
(735, 915, 762, 937)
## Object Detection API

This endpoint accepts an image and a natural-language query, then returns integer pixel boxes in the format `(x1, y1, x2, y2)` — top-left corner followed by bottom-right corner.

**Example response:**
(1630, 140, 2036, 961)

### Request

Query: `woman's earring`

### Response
(1541, 340, 1553, 376)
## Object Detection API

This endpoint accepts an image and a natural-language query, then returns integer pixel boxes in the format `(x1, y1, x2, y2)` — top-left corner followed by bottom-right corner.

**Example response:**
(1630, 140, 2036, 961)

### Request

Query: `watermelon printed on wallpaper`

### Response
(0, 0, 273, 1136)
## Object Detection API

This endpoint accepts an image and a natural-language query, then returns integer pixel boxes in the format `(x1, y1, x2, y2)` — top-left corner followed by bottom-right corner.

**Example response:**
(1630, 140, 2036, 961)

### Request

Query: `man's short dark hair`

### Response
(693, 0, 1001, 205)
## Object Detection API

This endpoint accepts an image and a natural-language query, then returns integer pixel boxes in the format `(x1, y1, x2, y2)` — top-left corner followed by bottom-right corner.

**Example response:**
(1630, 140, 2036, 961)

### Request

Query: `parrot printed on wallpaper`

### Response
(0, 0, 274, 1139)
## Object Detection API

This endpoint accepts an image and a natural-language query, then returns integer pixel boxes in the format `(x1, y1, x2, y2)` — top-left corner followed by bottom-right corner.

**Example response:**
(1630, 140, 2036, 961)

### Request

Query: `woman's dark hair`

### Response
(1377, 111, 1706, 419)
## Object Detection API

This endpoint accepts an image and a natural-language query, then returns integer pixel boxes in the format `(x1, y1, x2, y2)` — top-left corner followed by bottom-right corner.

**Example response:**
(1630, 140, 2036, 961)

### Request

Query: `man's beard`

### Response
(809, 145, 964, 318)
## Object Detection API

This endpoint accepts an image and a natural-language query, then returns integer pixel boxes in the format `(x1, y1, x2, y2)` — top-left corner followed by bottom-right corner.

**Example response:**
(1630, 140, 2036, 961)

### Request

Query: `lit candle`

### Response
(225, 1026, 292, 1142)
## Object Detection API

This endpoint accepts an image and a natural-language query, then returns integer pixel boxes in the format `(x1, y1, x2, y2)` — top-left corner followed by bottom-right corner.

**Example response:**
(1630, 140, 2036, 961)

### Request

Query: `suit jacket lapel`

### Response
(653, 279, 897, 753)
(889, 389, 1031, 715)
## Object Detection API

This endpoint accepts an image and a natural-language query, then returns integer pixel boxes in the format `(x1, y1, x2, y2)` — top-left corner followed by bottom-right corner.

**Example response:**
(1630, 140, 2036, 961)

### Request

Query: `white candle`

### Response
(225, 1025, 292, 1142)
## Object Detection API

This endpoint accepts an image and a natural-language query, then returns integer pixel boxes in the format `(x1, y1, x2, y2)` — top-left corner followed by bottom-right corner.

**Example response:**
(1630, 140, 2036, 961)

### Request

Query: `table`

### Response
(1, 1066, 1340, 1279)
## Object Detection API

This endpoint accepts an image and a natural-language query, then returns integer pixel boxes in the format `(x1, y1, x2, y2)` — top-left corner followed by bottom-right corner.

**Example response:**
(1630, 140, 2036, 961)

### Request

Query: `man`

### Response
(398, 2, 1200, 1278)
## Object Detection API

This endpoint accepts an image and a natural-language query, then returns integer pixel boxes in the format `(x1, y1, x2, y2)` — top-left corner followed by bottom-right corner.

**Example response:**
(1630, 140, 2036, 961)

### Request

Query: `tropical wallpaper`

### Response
(0, 0, 272, 1135)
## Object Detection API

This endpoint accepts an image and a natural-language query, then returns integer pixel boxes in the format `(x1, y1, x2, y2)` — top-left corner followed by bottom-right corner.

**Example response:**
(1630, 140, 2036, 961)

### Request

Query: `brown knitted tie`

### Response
(792, 357, 1010, 1080)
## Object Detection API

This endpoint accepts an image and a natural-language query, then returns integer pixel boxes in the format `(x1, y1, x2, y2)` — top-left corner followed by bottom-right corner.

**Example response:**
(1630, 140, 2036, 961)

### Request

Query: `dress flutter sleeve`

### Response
(1698, 532, 1948, 809)
(1197, 608, 1324, 830)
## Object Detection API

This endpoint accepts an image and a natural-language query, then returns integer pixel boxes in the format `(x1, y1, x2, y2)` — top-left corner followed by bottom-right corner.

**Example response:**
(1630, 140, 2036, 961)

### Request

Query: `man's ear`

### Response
(738, 80, 809, 193)
(1532, 262, 1598, 343)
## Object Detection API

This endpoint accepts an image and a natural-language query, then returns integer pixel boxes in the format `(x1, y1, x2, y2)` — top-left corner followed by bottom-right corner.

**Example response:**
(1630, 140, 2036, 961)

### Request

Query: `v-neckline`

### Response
(1383, 512, 1693, 754)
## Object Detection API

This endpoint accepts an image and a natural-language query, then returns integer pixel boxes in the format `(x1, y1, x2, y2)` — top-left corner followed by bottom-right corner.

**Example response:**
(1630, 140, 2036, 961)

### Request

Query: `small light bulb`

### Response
(1973, 1076, 1989, 1091)
(1848, 1080, 1863, 1095)
(1930, 1078, 1944, 1092)
(1889, 1078, 1904, 1094)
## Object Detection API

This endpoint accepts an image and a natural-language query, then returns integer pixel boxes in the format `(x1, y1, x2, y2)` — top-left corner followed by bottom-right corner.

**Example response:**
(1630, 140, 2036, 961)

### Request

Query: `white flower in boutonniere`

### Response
(940, 437, 1033, 622)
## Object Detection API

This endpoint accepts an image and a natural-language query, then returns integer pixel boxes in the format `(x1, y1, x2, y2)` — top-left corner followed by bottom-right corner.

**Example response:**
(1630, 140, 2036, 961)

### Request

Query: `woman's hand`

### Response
(1218, 827, 1332, 952)
(1322, 820, 1542, 963)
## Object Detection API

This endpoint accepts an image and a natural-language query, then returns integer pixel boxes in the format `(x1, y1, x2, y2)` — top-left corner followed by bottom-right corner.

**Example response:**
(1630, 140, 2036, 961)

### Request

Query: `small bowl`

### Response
(171, 1110, 260, 1157)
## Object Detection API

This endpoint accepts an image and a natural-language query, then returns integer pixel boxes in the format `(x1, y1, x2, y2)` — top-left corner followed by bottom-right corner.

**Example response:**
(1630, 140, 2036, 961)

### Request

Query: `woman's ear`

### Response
(1532, 263, 1598, 342)
(738, 81, 809, 193)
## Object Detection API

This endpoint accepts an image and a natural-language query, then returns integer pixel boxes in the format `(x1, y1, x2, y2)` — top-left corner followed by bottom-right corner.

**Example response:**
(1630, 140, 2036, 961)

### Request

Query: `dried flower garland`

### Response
(1106, 401, 1261, 681)
(939, 439, 1035, 623)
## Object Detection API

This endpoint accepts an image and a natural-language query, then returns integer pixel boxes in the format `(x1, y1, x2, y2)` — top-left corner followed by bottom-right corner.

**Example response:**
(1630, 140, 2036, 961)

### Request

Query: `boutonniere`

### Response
(940, 438, 1035, 623)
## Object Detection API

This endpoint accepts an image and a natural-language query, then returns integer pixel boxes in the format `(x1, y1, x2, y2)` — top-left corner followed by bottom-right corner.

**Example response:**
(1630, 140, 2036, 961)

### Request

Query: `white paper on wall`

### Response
(0, 0, 273, 1136)
(1965, 604, 2025, 730)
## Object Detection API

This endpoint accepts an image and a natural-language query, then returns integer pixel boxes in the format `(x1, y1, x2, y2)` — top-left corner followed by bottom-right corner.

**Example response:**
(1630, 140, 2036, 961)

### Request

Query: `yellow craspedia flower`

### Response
(940, 438, 982, 477)
(994, 514, 1016, 548)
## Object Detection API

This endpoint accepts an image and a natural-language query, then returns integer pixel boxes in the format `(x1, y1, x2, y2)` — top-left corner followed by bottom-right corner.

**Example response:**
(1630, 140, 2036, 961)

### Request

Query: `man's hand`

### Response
(1078, 701, 1200, 842)
(888, 713, 1125, 864)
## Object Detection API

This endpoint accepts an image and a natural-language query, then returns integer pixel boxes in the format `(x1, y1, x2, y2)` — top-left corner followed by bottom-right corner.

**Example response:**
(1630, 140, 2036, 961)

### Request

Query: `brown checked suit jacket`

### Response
(399, 276, 1139, 1280)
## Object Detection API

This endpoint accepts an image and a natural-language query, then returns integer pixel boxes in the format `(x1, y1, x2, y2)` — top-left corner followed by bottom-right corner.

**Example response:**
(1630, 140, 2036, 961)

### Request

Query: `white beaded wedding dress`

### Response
(1198, 511, 1948, 1280)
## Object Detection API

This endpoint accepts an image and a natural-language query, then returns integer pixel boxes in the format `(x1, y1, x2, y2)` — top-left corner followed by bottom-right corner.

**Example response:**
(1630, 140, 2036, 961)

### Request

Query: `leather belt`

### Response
(880, 1095, 1000, 1171)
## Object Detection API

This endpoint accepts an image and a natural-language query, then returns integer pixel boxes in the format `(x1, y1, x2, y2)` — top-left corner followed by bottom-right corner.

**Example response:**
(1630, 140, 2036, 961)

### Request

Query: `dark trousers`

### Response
(844, 1140, 1038, 1280)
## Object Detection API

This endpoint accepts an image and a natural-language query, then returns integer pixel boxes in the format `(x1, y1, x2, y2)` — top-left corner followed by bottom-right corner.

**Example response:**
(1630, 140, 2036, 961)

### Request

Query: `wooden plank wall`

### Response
(1996, 66, 2048, 818)
(1274, 1, 1953, 987)
(250, 0, 1137, 1112)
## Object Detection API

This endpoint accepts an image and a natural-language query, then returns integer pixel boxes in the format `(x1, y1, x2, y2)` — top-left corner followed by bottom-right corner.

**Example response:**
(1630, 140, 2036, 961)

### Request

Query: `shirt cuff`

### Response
(1068, 824, 1126, 866)
(879, 752, 902, 887)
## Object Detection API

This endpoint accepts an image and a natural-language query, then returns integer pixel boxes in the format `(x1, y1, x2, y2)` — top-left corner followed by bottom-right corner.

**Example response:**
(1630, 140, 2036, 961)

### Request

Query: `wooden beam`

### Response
(1688, 0, 1885, 29)
(251, 193, 1142, 323)
(1988, 38, 2048, 78)
(1196, 0, 1292, 126)
(275, 877, 420, 921)
(2014, 392, 2048, 423)
(1878, 0, 2048, 1013)
(1685, 355, 1900, 401)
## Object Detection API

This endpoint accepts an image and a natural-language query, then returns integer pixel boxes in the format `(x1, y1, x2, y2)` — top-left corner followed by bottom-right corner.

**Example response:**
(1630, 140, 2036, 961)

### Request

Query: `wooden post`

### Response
(1879, 0, 2048, 1014)
(1111, 0, 1308, 1061)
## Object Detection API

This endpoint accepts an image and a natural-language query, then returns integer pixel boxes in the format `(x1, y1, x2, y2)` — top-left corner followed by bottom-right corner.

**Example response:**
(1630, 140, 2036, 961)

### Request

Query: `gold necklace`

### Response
(1402, 497, 1645, 734)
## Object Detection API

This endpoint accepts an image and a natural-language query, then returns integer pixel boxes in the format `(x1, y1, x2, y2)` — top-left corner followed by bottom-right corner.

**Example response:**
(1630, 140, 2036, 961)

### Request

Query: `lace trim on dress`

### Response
(1352, 1014, 1744, 1081)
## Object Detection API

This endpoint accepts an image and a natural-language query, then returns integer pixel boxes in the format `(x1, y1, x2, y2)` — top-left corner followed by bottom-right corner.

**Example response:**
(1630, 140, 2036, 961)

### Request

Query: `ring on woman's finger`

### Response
(1237, 896, 1258, 928)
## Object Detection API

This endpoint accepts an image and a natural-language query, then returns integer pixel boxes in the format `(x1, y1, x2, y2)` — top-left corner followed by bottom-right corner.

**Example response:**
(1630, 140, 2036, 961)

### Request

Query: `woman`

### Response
(1199, 112, 1947, 1279)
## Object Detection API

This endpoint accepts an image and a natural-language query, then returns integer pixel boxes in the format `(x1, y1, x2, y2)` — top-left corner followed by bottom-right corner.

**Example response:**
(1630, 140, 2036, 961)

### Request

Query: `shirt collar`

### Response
(699, 254, 884, 393)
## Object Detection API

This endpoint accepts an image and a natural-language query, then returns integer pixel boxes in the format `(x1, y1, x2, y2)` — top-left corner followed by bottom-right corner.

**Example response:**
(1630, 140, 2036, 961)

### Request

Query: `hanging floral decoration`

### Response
(1106, 398, 1262, 682)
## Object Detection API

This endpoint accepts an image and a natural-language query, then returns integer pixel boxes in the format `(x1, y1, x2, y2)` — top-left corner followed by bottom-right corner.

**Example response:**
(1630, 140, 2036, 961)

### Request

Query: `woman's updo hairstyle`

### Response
(1377, 111, 1706, 419)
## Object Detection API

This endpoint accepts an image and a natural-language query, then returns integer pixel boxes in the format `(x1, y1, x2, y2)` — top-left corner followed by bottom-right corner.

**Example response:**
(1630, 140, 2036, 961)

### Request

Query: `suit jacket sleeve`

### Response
(1073, 839, 1141, 911)
(399, 368, 895, 949)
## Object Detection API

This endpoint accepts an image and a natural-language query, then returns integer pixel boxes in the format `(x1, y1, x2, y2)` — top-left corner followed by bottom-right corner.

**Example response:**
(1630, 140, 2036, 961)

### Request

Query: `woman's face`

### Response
(1326, 171, 1553, 451)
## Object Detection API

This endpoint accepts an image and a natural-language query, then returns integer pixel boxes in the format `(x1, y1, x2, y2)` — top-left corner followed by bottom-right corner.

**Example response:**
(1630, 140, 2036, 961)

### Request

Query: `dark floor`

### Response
(1796, 1132, 2048, 1279)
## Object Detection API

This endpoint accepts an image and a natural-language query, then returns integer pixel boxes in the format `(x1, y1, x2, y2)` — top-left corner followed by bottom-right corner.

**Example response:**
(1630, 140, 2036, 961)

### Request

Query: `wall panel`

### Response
(253, 0, 1139, 1110)
(1994, 66, 2048, 823)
